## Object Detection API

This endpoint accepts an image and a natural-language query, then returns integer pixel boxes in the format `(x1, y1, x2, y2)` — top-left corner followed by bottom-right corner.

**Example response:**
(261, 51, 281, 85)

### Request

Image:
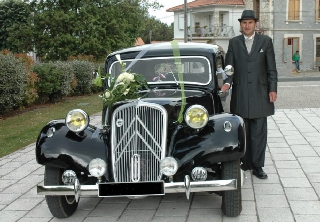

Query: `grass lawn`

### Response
(0, 93, 103, 158)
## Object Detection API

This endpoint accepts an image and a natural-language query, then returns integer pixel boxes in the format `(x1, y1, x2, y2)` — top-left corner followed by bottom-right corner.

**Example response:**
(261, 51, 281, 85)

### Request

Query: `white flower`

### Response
(117, 72, 135, 83)
(123, 88, 130, 95)
(104, 90, 111, 98)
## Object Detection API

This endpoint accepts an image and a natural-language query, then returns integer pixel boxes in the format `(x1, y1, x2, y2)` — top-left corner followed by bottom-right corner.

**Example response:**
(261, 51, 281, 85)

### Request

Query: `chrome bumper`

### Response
(37, 176, 237, 201)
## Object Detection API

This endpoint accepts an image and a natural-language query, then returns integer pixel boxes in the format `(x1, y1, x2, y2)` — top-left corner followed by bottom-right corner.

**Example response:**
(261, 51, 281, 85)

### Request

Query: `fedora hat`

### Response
(238, 10, 258, 22)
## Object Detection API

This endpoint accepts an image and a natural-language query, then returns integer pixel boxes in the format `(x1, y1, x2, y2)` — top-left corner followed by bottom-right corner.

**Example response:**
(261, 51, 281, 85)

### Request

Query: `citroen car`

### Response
(35, 42, 246, 218)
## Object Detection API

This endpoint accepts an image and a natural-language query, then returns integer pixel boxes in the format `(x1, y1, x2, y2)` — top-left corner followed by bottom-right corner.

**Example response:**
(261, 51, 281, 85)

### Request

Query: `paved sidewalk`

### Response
(1, 109, 320, 222)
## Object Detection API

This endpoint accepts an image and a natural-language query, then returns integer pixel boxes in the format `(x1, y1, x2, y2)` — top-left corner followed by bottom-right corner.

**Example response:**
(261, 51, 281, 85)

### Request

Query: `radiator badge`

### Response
(131, 154, 140, 182)
(116, 118, 124, 127)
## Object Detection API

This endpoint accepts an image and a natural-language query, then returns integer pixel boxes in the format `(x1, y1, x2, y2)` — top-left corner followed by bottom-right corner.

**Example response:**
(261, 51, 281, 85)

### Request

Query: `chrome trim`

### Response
(109, 56, 212, 86)
(74, 179, 80, 202)
(111, 101, 168, 182)
(184, 175, 191, 199)
(37, 179, 237, 197)
(131, 154, 140, 182)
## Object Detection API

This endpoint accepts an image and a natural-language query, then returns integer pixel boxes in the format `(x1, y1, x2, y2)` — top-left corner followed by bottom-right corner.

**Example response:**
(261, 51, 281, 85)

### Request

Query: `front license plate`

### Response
(98, 181, 165, 197)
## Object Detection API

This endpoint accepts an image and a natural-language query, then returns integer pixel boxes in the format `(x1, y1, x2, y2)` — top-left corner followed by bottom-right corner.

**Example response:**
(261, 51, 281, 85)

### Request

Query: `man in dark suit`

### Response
(221, 10, 278, 179)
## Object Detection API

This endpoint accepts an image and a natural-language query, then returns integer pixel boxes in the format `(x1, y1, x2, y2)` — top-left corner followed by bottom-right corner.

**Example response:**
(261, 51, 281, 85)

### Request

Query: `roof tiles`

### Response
(167, 0, 244, 12)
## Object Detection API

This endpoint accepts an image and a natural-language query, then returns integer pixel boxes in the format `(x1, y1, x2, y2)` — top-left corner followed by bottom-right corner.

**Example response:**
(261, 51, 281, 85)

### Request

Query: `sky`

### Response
(148, 0, 193, 25)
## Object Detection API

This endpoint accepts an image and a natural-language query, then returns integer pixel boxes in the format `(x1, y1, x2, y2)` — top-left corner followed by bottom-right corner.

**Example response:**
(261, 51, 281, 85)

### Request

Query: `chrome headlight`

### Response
(65, 109, 89, 132)
(89, 158, 107, 177)
(160, 157, 178, 176)
(185, 105, 208, 129)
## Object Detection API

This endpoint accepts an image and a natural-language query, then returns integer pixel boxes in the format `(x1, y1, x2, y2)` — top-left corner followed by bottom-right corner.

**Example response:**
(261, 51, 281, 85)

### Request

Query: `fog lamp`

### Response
(62, 170, 77, 185)
(65, 109, 89, 133)
(185, 105, 208, 129)
(160, 157, 178, 176)
(89, 158, 107, 177)
(191, 167, 207, 181)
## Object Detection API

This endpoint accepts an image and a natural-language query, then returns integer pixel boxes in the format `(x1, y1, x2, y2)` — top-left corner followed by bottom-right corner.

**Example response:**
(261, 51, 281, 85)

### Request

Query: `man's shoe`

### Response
(252, 167, 268, 179)
(240, 164, 252, 171)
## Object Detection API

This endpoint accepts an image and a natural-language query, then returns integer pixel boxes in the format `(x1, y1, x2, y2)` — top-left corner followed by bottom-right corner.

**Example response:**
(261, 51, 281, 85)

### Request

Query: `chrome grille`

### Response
(111, 101, 167, 182)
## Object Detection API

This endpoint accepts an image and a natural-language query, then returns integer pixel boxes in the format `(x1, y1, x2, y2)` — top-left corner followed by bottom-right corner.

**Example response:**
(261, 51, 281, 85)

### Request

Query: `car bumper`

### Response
(37, 176, 238, 200)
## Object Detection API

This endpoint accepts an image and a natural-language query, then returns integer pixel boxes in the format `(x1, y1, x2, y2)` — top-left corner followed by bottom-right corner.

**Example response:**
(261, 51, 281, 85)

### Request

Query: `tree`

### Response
(139, 16, 173, 44)
(24, 0, 161, 61)
(0, 0, 31, 53)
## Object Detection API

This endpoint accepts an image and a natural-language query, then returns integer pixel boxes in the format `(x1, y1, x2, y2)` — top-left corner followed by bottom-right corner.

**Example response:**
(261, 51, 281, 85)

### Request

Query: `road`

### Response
(0, 80, 320, 222)
(276, 80, 320, 109)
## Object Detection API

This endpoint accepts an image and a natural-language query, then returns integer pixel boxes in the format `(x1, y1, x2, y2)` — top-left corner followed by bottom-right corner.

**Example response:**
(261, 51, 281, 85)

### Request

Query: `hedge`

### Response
(0, 53, 28, 115)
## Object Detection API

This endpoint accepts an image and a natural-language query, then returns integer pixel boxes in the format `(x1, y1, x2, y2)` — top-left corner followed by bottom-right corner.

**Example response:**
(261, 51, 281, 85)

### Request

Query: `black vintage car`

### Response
(36, 42, 246, 218)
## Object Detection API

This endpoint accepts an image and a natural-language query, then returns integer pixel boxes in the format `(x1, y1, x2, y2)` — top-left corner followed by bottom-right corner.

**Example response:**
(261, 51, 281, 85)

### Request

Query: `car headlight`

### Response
(89, 158, 107, 177)
(185, 105, 208, 129)
(65, 109, 89, 132)
(160, 157, 178, 176)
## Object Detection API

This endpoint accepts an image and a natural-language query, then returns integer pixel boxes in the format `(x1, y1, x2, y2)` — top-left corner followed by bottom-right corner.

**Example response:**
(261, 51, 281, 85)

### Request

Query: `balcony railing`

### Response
(188, 25, 235, 38)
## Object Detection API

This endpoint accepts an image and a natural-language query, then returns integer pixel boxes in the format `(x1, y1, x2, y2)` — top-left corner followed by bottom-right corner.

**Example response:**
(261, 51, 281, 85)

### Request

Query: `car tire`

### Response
(44, 166, 78, 218)
(221, 159, 242, 217)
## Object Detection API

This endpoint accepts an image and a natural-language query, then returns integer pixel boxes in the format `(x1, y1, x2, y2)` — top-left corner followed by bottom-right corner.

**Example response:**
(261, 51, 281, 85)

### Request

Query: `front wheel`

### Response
(221, 159, 242, 217)
(44, 166, 78, 218)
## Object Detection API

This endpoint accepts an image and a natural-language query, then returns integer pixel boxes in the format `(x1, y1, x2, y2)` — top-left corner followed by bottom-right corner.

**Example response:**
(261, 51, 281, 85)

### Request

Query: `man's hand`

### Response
(221, 83, 230, 92)
(269, 92, 277, 103)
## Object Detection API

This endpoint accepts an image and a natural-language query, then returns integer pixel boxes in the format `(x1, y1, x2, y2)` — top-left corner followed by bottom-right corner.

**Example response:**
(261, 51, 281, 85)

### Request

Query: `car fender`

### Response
(36, 119, 109, 175)
(172, 113, 245, 170)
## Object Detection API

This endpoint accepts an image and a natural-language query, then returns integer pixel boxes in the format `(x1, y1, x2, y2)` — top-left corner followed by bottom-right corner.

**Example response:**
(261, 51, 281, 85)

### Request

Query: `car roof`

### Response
(107, 42, 223, 60)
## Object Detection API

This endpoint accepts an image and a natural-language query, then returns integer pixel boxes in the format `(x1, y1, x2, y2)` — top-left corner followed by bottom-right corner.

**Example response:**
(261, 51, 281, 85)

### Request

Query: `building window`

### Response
(316, 38, 320, 66)
(178, 14, 184, 30)
(283, 37, 300, 62)
(316, 0, 320, 20)
(288, 0, 300, 20)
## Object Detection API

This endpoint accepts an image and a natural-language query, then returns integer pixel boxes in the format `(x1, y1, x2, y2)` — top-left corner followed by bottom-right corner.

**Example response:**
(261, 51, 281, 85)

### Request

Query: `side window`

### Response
(283, 37, 299, 62)
(288, 0, 300, 20)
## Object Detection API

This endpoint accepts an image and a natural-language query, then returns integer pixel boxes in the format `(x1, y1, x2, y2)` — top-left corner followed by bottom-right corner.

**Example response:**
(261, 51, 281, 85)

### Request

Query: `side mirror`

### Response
(224, 65, 234, 76)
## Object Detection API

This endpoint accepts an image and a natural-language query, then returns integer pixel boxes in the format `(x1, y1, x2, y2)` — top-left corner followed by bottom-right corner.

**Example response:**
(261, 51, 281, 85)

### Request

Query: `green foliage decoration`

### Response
(0, 53, 28, 114)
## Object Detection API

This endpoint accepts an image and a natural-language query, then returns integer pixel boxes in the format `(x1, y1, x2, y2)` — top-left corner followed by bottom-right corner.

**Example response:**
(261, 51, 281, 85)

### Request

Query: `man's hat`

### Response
(238, 10, 258, 22)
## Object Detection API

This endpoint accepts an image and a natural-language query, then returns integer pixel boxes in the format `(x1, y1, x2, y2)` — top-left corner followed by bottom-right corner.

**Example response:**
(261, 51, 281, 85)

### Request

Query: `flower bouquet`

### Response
(101, 55, 149, 108)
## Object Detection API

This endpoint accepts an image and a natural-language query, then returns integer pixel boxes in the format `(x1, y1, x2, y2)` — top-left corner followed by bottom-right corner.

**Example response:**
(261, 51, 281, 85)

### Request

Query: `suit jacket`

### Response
(225, 33, 278, 119)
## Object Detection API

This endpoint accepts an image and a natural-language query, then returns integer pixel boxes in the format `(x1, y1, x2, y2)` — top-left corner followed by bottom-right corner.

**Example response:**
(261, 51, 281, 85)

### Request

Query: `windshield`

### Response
(109, 56, 212, 86)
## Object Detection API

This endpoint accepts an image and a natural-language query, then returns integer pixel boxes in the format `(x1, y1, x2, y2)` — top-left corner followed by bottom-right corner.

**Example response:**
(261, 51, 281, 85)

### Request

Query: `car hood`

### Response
(138, 88, 215, 119)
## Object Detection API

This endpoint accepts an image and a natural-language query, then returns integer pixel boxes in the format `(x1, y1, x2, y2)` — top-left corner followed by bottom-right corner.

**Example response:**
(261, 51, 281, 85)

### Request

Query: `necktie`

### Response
(245, 38, 253, 53)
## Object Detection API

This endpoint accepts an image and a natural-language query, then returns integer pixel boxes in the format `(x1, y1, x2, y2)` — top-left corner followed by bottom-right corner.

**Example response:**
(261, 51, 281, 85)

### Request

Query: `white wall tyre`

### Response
(44, 166, 79, 218)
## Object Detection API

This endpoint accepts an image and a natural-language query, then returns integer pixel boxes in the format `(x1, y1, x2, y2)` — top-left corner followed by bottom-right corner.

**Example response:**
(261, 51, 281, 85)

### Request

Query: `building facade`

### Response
(168, 0, 320, 76)
(272, 0, 320, 75)
(167, 0, 245, 52)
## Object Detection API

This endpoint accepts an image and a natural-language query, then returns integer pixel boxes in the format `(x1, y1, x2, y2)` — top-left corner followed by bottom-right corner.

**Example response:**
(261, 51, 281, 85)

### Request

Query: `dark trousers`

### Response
(241, 117, 267, 168)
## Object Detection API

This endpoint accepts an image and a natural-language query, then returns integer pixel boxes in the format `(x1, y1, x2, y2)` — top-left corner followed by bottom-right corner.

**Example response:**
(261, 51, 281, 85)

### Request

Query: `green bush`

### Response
(33, 63, 60, 102)
(52, 61, 76, 96)
(0, 53, 28, 115)
(71, 60, 95, 95)
(14, 53, 39, 106)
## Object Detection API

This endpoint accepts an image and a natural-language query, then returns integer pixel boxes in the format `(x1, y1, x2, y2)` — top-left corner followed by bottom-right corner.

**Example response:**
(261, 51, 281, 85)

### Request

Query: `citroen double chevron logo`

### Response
(131, 154, 140, 182)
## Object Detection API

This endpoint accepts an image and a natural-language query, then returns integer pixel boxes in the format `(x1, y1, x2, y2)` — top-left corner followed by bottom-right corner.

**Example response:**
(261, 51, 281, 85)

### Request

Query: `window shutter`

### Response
(288, 0, 295, 20)
(294, 0, 300, 20)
